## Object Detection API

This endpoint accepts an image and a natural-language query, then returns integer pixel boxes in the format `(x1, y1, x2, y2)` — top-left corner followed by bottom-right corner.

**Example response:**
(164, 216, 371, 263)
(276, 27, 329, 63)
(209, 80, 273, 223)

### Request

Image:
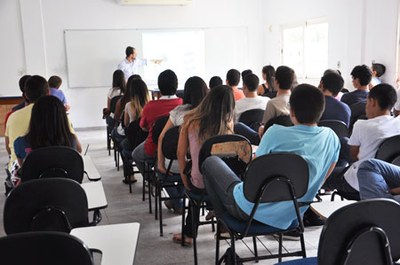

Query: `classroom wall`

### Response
(0, 0, 264, 128)
(261, 0, 400, 88)
(1, 0, 399, 128)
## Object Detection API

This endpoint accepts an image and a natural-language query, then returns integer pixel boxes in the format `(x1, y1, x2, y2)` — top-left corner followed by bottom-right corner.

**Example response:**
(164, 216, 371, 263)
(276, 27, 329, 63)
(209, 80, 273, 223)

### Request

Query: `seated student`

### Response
(241, 69, 252, 83)
(226, 69, 245, 101)
(324, 83, 400, 199)
(103, 69, 125, 120)
(341, 65, 372, 107)
(157, 76, 209, 213)
(5, 76, 49, 187)
(357, 159, 400, 202)
(203, 84, 340, 232)
(48, 75, 70, 111)
(235, 73, 269, 120)
(13, 96, 82, 185)
(4, 75, 31, 131)
(319, 72, 351, 127)
(119, 78, 150, 183)
(257, 65, 276, 98)
(132, 69, 183, 178)
(258, 65, 295, 138)
(369, 63, 386, 88)
(172, 85, 235, 246)
(209, 76, 222, 89)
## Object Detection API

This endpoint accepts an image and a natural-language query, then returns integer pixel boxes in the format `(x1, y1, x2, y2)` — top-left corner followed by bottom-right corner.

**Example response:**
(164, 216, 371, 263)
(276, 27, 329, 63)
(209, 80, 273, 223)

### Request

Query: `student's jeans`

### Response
(234, 122, 260, 145)
(131, 142, 154, 177)
(358, 159, 400, 203)
(202, 157, 249, 222)
(157, 172, 184, 209)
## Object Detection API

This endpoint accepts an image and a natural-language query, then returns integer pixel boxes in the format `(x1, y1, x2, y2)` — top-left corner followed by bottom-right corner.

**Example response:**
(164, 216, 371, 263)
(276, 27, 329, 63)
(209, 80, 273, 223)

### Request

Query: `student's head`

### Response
(183, 76, 209, 108)
(158, 69, 178, 96)
(351, 65, 372, 87)
(112, 69, 126, 93)
(262, 65, 276, 90)
(241, 69, 253, 81)
(128, 78, 150, 115)
(372, 63, 386, 78)
(18, 75, 31, 93)
(24, 75, 49, 104)
(28, 95, 73, 149)
(125, 46, 136, 59)
(243, 74, 259, 92)
(290, 84, 325, 124)
(321, 73, 344, 96)
(186, 85, 235, 143)
(131, 74, 142, 80)
(48, 75, 62, 89)
(275, 66, 295, 90)
(209, 76, 223, 89)
(226, 69, 240, 87)
(367, 83, 397, 114)
(323, 69, 341, 76)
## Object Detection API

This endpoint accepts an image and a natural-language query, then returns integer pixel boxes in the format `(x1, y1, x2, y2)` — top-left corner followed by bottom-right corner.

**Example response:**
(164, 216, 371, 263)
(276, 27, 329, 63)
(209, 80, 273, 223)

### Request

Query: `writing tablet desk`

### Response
(71, 222, 140, 265)
(310, 200, 356, 219)
(83, 155, 101, 181)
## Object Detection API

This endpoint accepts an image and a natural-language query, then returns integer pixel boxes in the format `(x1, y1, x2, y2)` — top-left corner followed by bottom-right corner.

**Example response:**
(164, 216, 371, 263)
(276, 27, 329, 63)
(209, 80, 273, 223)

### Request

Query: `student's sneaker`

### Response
(303, 207, 326, 227)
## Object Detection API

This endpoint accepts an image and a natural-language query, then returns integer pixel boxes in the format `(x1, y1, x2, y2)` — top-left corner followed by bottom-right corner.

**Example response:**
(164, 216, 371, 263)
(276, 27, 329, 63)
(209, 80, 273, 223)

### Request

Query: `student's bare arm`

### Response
(177, 125, 190, 190)
(323, 162, 337, 182)
(5, 136, 10, 155)
(349, 145, 360, 162)
(157, 118, 174, 174)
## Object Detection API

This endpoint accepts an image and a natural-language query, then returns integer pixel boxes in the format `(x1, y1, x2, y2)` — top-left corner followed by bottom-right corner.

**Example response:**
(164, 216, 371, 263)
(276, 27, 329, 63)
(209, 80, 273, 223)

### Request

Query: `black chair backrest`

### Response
(20, 146, 84, 183)
(152, 116, 170, 145)
(264, 115, 293, 134)
(375, 134, 400, 163)
(243, 153, 309, 203)
(318, 119, 349, 138)
(349, 101, 367, 132)
(238, 109, 264, 131)
(126, 118, 148, 150)
(4, 178, 89, 234)
(318, 199, 400, 264)
(199, 134, 252, 178)
(109, 95, 123, 114)
(0, 231, 94, 265)
(162, 126, 180, 161)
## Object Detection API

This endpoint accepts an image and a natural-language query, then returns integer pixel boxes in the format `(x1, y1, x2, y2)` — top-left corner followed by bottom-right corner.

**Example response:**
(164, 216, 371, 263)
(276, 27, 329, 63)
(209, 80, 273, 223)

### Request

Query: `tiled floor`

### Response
(0, 129, 322, 264)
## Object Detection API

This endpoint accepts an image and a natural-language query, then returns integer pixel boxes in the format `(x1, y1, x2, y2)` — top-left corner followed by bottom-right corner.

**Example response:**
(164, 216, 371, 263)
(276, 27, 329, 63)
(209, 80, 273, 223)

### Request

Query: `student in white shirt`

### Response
(235, 73, 269, 121)
(324, 83, 400, 199)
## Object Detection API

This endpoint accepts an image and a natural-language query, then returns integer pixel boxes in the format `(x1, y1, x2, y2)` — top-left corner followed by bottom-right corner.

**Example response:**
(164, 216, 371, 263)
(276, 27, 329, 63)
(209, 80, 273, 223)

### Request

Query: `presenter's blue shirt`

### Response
(233, 124, 340, 229)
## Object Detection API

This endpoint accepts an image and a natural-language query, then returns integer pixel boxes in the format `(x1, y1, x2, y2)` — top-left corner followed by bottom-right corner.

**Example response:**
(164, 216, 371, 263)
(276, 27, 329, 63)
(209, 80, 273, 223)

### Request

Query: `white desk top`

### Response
(81, 181, 108, 210)
(82, 156, 101, 181)
(71, 222, 140, 265)
(311, 200, 356, 219)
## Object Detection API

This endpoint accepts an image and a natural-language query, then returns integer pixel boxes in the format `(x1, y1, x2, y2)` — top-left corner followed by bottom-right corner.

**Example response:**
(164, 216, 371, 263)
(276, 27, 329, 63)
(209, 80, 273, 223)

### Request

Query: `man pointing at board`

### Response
(118, 46, 146, 80)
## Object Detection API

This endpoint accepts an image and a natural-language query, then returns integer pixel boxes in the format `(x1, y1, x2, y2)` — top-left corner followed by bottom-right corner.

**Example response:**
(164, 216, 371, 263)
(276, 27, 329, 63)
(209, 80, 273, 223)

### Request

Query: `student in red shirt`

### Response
(131, 69, 182, 182)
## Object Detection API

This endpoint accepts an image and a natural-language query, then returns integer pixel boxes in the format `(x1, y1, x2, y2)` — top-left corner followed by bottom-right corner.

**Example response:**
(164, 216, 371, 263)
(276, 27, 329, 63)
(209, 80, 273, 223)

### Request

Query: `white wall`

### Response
(1, 0, 264, 128)
(1, 0, 399, 128)
(261, 0, 400, 88)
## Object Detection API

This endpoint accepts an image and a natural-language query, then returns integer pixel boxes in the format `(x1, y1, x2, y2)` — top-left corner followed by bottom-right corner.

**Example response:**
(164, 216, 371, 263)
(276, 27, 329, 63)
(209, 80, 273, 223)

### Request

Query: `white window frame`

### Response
(281, 17, 328, 82)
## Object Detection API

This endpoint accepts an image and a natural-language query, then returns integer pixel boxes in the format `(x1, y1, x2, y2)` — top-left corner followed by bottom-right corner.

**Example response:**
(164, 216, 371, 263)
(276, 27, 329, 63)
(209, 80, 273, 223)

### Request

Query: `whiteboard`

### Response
(64, 27, 248, 88)
(65, 29, 142, 88)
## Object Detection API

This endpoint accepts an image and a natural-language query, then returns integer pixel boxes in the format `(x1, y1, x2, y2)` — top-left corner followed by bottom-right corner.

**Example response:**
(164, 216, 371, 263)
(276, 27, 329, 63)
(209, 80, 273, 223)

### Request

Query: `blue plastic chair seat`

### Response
(221, 212, 299, 236)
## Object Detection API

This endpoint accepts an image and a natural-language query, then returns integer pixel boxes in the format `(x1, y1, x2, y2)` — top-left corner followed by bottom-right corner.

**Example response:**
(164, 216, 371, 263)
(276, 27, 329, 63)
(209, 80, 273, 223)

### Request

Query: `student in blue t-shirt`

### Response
(48, 75, 70, 111)
(203, 84, 340, 230)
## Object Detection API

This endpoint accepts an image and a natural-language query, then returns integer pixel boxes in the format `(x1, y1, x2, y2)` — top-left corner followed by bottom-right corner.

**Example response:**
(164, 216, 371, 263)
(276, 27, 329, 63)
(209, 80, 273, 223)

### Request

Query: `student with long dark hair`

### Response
(13, 96, 82, 184)
(257, 65, 276, 97)
(172, 85, 235, 245)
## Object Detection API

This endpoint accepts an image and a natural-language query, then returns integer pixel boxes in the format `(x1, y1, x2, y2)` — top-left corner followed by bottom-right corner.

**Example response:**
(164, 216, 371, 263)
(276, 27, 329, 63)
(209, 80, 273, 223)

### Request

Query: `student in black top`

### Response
(341, 64, 372, 106)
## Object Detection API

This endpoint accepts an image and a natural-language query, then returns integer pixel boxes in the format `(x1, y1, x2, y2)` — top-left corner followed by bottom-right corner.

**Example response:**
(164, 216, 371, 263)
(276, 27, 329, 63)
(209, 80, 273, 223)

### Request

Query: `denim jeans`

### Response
(157, 172, 184, 209)
(131, 142, 154, 177)
(234, 122, 260, 145)
(358, 159, 400, 203)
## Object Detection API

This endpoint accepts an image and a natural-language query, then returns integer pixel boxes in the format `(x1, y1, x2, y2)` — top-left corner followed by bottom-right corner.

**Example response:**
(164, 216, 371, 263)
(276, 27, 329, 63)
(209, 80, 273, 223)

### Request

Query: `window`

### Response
(282, 18, 328, 80)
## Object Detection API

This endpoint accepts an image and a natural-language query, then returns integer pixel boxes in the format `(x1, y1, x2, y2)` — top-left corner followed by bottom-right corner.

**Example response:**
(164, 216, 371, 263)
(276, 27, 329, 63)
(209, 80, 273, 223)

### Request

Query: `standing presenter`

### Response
(118, 46, 146, 80)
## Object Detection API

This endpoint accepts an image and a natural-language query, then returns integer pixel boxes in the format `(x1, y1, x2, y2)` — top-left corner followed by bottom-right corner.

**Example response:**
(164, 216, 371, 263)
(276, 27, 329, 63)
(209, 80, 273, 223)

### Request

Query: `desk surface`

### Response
(71, 222, 140, 265)
(83, 155, 101, 181)
(81, 181, 108, 210)
(311, 200, 356, 219)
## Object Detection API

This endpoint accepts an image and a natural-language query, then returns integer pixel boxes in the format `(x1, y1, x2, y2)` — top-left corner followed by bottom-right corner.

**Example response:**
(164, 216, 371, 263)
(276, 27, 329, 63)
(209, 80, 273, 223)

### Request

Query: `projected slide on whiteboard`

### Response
(142, 30, 205, 87)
